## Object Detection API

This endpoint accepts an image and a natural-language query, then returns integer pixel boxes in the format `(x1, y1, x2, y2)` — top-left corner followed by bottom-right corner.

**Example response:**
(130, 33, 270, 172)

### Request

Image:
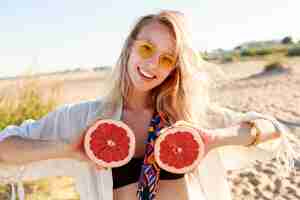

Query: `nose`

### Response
(144, 53, 160, 70)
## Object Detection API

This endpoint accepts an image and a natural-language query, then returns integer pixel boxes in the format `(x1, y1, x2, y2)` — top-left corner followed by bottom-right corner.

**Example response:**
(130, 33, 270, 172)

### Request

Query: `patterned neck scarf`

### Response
(137, 111, 170, 200)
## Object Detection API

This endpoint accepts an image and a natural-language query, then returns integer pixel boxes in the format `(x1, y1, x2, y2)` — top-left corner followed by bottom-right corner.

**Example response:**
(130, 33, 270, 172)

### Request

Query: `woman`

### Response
(0, 10, 297, 200)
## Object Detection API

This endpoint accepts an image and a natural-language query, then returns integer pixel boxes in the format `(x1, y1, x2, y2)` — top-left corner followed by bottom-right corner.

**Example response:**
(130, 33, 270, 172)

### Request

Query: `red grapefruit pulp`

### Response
(154, 126, 205, 174)
(84, 119, 135, 168)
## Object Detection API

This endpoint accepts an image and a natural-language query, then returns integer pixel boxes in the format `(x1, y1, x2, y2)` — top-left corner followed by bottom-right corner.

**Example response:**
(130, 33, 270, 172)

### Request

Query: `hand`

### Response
(251, 119, 281, 143)
(67, 125, 104, 171)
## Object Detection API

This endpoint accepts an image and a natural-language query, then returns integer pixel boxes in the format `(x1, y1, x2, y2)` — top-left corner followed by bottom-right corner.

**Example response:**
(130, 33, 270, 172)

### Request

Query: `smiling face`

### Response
(127, 21, 177, 93)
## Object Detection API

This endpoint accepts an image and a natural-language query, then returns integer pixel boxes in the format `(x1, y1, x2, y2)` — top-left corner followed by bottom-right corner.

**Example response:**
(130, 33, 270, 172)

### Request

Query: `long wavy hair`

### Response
(95, 10, 299, 192)
(99, 10, 214, 128)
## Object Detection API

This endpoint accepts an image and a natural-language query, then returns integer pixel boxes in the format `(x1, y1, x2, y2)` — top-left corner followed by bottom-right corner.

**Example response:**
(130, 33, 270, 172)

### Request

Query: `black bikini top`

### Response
(112, 157, 185, 189)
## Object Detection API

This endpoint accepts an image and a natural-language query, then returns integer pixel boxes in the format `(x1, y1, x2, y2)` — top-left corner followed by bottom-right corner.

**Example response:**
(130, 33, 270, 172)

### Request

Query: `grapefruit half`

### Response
(154, 125, 205, 174)
(84, 119, 135, 168)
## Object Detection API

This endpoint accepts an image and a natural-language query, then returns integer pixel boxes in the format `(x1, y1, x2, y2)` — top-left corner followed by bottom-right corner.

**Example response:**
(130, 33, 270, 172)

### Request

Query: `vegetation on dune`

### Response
(203, 36, 300, 63)
(287, 45, 300, 57)
(0, 78, 80, 199)
(264, 61, 287, 72)
(0, 78, 59, 131)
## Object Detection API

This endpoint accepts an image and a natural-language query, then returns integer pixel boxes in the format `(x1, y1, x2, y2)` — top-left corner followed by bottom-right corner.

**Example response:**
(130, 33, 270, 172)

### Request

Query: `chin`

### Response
(132, 84, 154, 92)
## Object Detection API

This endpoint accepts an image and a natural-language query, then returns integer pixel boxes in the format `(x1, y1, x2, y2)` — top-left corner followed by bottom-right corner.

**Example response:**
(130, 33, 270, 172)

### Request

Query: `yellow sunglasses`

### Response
(135, 40, 176, 69)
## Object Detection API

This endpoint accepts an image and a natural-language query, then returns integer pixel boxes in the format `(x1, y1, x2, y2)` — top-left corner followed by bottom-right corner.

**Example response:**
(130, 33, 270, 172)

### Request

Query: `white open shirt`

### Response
(0, 98, 290, 200)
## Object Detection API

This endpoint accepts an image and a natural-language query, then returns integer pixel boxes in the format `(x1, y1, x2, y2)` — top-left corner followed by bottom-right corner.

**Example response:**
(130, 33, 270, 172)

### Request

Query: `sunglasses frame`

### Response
(134, 40, 177, 69)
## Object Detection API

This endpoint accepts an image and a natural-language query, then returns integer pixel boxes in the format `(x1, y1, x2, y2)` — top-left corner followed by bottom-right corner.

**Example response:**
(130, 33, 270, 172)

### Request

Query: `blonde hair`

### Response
(96, 10, 299, 191)
(100, 10, 214, 128)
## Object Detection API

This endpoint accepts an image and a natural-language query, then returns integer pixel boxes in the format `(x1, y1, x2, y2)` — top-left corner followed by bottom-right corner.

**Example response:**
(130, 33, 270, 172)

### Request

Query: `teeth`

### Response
(139, 67, 155, 79)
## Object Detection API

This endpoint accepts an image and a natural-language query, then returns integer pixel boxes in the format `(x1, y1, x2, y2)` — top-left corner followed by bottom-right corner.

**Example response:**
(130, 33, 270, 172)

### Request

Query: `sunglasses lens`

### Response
(160, 55, 175, 69)
(138, 42, 154, 59)
(136, 40, 175, 69)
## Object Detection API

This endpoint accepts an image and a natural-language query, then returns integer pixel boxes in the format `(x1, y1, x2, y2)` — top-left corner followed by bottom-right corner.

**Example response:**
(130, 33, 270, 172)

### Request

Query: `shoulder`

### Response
(49, 98, 103, 126)
(54, 98, 104, 141)
(61, 98, 103, 116)
(60, 98, 104, 124)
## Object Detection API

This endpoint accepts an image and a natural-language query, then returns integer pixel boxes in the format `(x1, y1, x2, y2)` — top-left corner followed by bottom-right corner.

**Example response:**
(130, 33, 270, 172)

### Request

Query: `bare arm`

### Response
(0, 133, 103, 170)
(0, 136, 72, 165)
(207, 119, 280, 151)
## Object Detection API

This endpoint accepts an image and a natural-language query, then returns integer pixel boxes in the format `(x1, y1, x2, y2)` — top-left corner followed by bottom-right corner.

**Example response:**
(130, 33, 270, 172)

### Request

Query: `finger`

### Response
(94, 163, 104, 170)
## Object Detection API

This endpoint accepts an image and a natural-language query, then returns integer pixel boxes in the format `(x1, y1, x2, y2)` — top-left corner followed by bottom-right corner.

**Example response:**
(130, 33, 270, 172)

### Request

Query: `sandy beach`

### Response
(1, 58, 300, 199)
(207, 58, 300, 200)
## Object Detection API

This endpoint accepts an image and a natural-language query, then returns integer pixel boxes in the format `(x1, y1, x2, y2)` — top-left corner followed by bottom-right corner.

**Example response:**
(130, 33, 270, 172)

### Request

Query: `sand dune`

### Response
(214, 58, 300, 200)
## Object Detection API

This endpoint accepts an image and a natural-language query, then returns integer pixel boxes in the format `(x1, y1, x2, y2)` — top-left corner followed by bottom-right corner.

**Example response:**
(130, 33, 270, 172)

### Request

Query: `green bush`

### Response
(0, 78, 68, 198)
(287, 46, 300, 57)
(239, 46, 289, 57)
(272, 46, 288, 54)
(200, 52, 210, 61)
(0, 79, 58, 131)
(263, 60, 289, 72)
(256, 48, 273, 56)
(240, 48, 256, 57)
(281, 36, 293, 44)
(221, 54, 234, 63)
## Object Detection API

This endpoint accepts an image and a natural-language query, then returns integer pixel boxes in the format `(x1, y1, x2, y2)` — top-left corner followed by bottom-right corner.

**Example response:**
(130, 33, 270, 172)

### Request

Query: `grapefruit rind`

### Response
(154, 126, 205, 174)
(84, 119, 136, 168)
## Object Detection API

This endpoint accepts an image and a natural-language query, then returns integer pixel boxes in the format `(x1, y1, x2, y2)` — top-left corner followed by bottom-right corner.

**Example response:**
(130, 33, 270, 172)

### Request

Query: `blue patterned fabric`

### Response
(137, 112, 169, 200)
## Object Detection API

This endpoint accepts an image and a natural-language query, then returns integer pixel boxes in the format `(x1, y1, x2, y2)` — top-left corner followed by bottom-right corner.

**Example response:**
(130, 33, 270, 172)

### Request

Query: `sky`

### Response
(1, 0, 299, 77)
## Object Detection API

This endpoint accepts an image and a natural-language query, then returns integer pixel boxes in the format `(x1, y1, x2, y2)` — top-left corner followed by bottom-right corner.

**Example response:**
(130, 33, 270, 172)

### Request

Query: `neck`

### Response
(124, 88, 154, 111)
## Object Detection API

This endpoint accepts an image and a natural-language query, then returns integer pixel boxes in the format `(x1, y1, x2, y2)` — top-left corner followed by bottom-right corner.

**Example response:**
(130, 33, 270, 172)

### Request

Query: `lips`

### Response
(137, 66, 156, 80)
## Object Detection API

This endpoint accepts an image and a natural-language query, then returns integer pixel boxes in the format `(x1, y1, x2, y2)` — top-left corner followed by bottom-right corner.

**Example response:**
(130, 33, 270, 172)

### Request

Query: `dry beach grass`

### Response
(0, 57, 300, 199)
